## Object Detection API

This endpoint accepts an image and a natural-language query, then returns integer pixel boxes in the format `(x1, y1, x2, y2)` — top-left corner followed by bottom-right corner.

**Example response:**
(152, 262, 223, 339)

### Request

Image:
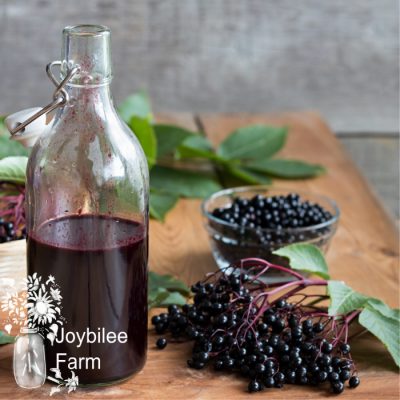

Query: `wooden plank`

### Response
(0, 112, 399, 399)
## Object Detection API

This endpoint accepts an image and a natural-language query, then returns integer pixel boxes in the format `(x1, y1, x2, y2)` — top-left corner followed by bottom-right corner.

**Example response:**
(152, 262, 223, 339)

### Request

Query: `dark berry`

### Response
(313, 322, 324, 333)
(248, 379, 262, 393)
(321, 340, 333, 354)
(349, 376, 360, 388)
(340, 343, 351, 354)
(214, 359, 224, 371)
(318, 371, 328, 382)
(156, 338, 167, 349)
(264, 376, 275, 388)
(332, 381, 344, 394)
(340, 370, 351, 381)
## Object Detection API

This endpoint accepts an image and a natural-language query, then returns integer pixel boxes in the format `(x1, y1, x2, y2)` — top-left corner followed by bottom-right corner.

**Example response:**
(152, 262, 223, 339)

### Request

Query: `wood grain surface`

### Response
(0, 112, 399, 399)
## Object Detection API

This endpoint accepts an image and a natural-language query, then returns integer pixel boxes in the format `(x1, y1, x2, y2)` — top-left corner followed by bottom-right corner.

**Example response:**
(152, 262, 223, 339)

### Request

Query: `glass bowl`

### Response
(201, 186, 339, 279)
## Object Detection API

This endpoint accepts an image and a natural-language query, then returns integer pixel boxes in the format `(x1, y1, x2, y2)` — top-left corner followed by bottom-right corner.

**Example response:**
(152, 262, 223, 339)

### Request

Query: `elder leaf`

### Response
(150, 166, 221, 198)
(246, 159, 325, 179)
(217, 125, 288, 161)
(273, 243, 330, 279)
(150, 190, 179, 221)
(129, 117, 157, 168)
(359, 304, 400, 367)
(327, 281, 370, 315)
(0, 156, 28, 184)
(118, 92, 153, 123)
(154, 124, 195, 158)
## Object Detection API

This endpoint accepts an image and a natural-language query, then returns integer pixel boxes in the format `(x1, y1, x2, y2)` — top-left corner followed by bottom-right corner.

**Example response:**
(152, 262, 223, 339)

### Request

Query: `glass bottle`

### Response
(26, 25, 149, 385)
(13, 327, 46, 389)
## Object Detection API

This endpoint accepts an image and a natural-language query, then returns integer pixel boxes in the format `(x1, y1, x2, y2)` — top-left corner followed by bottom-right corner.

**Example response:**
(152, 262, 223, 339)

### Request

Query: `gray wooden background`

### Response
(0, 0, 398, 219)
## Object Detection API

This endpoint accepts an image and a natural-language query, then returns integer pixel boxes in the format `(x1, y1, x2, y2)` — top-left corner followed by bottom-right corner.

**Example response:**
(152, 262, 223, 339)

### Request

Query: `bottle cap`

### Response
(5, 107, 48, 148)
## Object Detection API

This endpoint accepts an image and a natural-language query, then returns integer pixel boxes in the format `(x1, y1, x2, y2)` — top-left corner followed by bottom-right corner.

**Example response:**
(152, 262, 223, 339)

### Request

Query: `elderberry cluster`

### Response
(152, 273, 360, 395)
(0, 218, 24, 243)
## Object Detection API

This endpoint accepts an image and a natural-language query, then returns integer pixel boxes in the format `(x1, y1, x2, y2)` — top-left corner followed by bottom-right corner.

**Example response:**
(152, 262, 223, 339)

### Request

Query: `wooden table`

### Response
(0, 112, 398, 399)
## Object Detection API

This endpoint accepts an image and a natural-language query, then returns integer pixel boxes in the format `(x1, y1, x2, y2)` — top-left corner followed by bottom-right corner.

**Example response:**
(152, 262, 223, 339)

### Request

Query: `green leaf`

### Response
(153, 124, 195, 158)
(118, 92, 153, 123)
(148, 270, 190, 308)
(246, 159, 325, 179)
(150, 190, 179, 221)
(359, 305, 400, 367)
(0, 156, 28, 184)
(364, 298, 400, 321)
(129, 117, 157, 168)
(160, 291, 188, 306)
(327, 281, 369, 315)
(224, 165, 272, 185)
(0, 135, 30, 159)
(148, 271, 190, 296)
(0, 331, 15, 345)
(148, 287, 171, 309)
(273, 243, 330, 279)
(217, 125, 288, 161)
(177, 135, 219, 160)
(150, 166, 221, 198)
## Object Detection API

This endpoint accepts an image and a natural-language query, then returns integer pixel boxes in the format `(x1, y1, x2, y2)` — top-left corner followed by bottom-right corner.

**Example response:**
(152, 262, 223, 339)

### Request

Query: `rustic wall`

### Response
(0, 0, 398, 219)
(0, 0, 398, 132)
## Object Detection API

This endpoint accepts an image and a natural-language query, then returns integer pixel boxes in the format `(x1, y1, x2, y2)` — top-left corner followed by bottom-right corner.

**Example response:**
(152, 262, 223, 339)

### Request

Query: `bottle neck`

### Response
(64, 82, 115, 115)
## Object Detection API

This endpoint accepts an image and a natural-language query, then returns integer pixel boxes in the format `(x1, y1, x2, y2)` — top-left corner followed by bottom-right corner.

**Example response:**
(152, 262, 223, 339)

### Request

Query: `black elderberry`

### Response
(151, 315, 161, 325)
(298, 375, 308, 385)
(275, 372, 285, 383)
(195, 351, 209, 363)
(275, 299, 287, 309)
(248, 379, 262, 393)
(224, 357, 235, 370)
(349, 376, 360, 388)
(320, 354, 332, 367)
(258, 322, 269, 333)
(216, 314, 229, 326)
(340, 343, 351, 354)
(313, 322, 324, 333)
(318, 371, 328, 382)
(214, 359, 224, 371)
(265, 314, 276, 324)
(286, 370, 296, 384)
(321, 340, 333, 354)
(273, 318, 286, 333)
(264, 376, 275, 388)
(328, 372, 340, 382)
(340, 370, 351, 381)
(332, 381, 345, 394)
(292, 326, 303, 338)
(302, 319, 313, 330)
(156, 337, 167, 349)
(255, 363, 266, 374)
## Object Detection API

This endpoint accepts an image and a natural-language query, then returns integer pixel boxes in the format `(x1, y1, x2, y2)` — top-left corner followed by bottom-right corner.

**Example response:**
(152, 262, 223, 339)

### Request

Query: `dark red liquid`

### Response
(27, 215, 148, 385)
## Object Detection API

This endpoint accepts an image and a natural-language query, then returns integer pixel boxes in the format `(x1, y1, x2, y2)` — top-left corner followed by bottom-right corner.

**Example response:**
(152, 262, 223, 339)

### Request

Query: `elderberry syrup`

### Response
(25, 25, 149, 385)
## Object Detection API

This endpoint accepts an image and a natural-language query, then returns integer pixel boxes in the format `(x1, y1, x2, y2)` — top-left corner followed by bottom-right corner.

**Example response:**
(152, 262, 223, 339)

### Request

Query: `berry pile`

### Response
(0, 219, 25, 243)
(209, 193, 335, 270)
(152, 259, 360, 395)
(212, 192, 333, 236)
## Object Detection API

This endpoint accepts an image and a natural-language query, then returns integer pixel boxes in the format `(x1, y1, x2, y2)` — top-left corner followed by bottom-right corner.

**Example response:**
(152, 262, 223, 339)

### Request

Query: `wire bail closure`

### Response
(10, 61, 80, 136)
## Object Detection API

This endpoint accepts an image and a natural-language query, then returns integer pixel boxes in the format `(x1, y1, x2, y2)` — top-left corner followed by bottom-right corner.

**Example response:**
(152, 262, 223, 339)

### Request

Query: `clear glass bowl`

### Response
(201, 186, 340, 278)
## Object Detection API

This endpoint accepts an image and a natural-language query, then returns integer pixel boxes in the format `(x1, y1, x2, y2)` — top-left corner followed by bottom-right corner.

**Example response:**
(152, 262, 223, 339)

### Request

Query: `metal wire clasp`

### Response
(10, 62, 80, 136)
